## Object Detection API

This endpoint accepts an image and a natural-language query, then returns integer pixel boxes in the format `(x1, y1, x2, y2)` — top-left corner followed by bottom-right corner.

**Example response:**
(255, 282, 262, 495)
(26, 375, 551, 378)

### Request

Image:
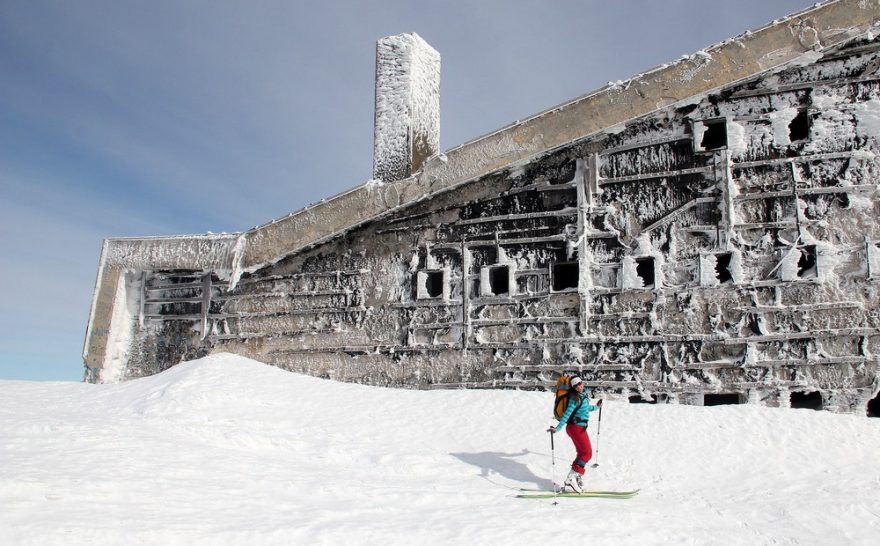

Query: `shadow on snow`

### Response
(450, 450, 552, 490)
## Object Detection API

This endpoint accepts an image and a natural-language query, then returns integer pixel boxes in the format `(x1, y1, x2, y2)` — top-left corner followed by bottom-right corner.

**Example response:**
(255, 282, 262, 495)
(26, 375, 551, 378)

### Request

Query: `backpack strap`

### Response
(568, 392, 587, 425)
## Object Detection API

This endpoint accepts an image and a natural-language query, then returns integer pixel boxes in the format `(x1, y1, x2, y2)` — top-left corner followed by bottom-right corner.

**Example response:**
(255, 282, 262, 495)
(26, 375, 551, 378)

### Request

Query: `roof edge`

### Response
(237, 0, 879, 271)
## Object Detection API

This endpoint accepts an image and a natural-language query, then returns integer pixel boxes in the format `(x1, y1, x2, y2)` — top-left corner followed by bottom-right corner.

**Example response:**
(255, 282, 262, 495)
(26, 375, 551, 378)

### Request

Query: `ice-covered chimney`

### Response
(373, 32, 440, 182)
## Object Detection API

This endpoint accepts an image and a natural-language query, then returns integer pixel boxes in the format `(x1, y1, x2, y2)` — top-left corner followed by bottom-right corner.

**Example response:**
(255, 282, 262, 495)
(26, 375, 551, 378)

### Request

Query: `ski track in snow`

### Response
(1, 353, 879, 545)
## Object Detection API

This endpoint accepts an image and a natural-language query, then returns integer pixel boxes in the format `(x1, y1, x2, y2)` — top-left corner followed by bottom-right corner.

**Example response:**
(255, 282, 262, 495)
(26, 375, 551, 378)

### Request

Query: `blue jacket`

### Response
(556, 390, 598, 428)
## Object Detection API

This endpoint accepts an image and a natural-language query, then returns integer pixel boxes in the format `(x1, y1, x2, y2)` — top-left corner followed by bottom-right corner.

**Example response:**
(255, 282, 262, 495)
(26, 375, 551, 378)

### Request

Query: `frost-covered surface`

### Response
(193, 32, 880, 411)
(373, 33, 440, 182)
(85, 20, 880, 416)
(99, 271, 141, 383)
(102, 234, 240, 273)
(2, 353, 879, 545)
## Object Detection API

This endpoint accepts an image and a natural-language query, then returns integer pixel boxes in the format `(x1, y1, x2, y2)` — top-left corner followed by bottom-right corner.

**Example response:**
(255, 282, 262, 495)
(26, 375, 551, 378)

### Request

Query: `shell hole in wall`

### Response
(747, 314, 764, 335)
(416, 270, 445, 299)
(789, 110, 811, 142)
(488, 265, 510, 295)
(790, 390, 823, 410)
(636, 257, 655, 288)
(867, 393, 880, 417)
(704, 393, 743, 406)
(797, 245, 817, 278)
(551, 262, 579, 291)
(700, 119, 728, 151)
(715, 252, 733, 284)
(425, 271, 444, 297)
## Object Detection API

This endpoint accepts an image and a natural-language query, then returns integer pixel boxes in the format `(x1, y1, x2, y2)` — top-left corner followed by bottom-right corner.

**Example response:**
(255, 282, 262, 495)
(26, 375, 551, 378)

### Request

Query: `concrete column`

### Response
(373, 32, 440, 182)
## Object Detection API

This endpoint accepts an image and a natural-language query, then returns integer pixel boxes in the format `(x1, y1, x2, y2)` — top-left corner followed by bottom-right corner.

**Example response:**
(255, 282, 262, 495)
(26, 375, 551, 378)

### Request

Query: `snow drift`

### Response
(1, 353, 878, 545)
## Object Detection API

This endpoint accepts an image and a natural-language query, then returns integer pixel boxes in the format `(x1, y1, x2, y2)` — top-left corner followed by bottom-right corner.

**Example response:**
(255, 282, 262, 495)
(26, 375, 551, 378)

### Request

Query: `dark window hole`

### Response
(488, 266, 509, 295)
(424, 271, 444, 298)
(715, 253, 733, 284)
(704, 393, 743, 406)
(797, 246, 817, 278)
(629, 395, 658, 404)
(747, 315, 763, 335)
(552, 262, 579, 292)
(790, 390, 823, 410)
(636, 257, 655, 288)
(868, 393, 880, 417)
(788, 110, 810, 142)
(700, 120, 727, 151)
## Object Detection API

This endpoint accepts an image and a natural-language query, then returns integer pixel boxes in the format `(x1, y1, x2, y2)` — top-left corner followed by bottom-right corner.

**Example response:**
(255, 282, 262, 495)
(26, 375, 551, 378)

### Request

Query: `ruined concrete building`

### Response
(85, 1, 880, 415)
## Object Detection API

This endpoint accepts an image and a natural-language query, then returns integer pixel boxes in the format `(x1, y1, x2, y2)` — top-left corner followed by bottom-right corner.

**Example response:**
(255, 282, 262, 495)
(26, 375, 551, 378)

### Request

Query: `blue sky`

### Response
(0, 0, 812, 381)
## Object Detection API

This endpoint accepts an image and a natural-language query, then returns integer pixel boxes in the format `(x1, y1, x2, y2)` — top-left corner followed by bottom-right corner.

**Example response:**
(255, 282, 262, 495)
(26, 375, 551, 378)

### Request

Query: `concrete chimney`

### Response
(373, 33, 440, 182)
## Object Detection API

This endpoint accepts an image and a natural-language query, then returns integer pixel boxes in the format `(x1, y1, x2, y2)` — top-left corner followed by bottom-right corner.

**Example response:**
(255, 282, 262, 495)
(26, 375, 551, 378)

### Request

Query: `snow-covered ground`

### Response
(1, 354, 878, 545)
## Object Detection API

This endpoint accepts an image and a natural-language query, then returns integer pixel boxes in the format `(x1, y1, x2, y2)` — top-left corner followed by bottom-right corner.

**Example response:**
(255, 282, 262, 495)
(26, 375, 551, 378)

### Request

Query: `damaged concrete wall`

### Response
(114, 33, 880, 414)
(83, 3, 880, 415)
(82, 235, 239, 382)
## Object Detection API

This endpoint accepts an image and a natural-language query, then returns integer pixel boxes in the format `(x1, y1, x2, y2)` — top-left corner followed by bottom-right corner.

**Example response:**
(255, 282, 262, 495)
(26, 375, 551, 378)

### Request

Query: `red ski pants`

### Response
(565, 423, 593, 475)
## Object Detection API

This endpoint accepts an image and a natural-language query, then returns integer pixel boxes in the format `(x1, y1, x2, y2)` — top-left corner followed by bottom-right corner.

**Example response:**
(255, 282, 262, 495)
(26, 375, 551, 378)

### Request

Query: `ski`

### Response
(516, 489, 639, 500)
(519, 486, 638, 494)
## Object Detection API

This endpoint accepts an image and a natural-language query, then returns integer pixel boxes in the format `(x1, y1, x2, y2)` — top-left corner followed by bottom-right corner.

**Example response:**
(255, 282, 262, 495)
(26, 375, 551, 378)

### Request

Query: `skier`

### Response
(547, 376, 601, 493)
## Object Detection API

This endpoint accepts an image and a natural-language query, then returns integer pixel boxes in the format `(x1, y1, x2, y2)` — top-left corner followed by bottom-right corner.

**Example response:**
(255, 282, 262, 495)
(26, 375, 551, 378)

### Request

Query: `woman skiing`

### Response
(548, 376, 602, 493)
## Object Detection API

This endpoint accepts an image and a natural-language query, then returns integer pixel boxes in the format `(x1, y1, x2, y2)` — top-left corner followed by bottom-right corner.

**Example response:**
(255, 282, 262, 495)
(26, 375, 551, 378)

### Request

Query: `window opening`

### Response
(790, 391, 822, 410)
(635, 257, 655, 289)
(699, 119, 727, 151)
(488, 265, 510, 296)
(714, 253, 733, 284)
(788, 110, 810, 142)
(629, 394, 658, 404)
(425, 271, 443, 298)
(868, 392, 880, 418)
(704, 393, 742, 406)
(797, 245, 817, 278)
(416, 270, 445, 299)
(551, 262, 579, 292)
(747, 315, 763, 336)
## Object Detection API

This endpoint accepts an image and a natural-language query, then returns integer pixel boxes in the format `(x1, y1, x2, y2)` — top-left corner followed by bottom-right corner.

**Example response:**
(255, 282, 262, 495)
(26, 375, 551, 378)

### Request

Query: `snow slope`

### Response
(1, 354, 878, 545)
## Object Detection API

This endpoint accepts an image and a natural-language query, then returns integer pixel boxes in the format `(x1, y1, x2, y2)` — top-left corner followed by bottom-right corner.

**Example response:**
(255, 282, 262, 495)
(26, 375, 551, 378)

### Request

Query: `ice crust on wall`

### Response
(769, 108, 801, 147)
(103, 234, 239, 273)
(101, 272, 140, 383)
(85, 14, 880, 414)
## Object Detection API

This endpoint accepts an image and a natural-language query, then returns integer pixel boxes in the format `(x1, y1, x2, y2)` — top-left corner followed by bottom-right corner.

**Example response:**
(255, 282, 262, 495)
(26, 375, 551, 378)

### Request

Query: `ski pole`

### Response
(591, 401, 603, 468)
(550, 430, 557, 491)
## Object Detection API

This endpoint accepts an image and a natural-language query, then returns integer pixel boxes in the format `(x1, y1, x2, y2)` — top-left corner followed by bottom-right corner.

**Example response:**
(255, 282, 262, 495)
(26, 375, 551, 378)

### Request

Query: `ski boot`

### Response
(563, 469, 583, 493)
